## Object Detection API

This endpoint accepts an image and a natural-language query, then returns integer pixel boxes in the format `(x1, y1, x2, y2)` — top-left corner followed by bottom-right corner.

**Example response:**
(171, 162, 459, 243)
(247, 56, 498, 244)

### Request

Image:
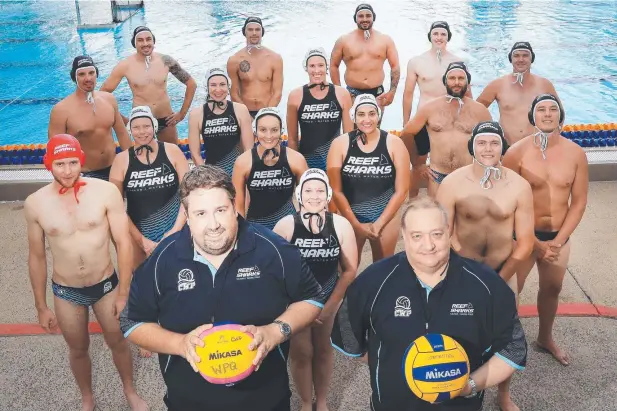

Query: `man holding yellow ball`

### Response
(332, 196, 527, 410)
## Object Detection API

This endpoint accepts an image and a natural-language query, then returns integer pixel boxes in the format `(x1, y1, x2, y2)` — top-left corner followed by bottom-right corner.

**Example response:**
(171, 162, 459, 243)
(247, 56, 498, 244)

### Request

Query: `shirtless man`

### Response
(401, 62, 491, 197)
(48, 56, 131, 181)
(437, 121, 534, 411)
(101, 26, 197, 144)
(503, 94, 588, 367)
(403, 21, 471, 197)
(25, 134, 147, 411)
(227, 17, 284, 118)
(330, 3, 400, 112)
(477, 42, 560, 144)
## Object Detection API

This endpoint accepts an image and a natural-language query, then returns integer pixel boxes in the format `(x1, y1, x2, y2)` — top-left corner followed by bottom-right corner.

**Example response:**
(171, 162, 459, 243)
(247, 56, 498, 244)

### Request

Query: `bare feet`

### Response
(497, 392, 520, 411)
(535, 339, 570, 366)
(81, 396, 95, 411)
(124, 389, 149, 411)
(138, 348, 152, 358)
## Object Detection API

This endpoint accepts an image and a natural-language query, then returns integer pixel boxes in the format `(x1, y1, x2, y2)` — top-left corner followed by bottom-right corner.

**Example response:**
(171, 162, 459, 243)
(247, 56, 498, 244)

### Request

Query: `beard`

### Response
(196, 223, 238, 256)
(446, 84, 467, 98)
(53, 174, 79, 188)
(357, 21, 373, 30)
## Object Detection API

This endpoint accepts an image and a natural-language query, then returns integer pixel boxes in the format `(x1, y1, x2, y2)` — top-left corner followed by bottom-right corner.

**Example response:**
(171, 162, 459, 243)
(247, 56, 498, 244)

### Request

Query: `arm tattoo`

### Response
(162, 54, 191, 84)
(389, 67, 401, 92)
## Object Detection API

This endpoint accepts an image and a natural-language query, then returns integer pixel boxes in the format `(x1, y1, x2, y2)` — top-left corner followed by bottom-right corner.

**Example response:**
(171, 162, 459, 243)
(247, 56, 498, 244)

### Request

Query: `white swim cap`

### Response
(129, 105, 158, 135)
(295, 168, 332, 206)
(349, 94, 382, 123)
(303, 48, 329, 71)
(205, 67, 231, 87)
(252, 107, 285, 134)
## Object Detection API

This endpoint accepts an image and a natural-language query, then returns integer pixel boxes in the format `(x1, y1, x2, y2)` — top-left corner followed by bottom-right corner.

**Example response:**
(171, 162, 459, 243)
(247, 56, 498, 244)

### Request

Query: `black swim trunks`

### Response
(81, 165, 111, 181)
(346, 84, 384, 99)
(157, 117, 169, 131)
(52, 271, 119, 307)
(249, 110, 259, 119)
(414, 125, 431, 156)
(513, 230, 570, 245)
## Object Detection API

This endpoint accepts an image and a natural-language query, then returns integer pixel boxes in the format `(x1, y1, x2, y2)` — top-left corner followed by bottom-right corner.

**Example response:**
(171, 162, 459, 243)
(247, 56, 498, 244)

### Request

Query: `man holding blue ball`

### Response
(332, 196, 527, 410)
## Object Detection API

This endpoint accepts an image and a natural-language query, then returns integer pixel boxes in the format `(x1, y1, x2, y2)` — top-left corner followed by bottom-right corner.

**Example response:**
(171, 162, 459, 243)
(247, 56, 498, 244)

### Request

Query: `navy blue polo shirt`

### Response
(120, 217, 324, 411)
(331, 251, 527, 411)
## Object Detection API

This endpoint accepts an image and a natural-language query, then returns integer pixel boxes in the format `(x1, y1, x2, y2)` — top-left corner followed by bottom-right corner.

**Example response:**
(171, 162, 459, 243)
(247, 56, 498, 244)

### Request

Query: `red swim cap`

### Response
(44, 134, 86, 171)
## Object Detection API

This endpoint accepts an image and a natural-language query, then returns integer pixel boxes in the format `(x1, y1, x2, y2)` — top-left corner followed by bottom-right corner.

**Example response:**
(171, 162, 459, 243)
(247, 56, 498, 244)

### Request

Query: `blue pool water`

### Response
(1, 0, 617, 145)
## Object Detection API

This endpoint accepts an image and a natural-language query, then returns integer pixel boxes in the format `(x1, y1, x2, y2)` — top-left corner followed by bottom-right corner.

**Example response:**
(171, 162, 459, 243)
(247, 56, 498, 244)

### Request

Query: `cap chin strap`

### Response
(446, 95, 464, 115)
(475, 158, 502, 189)
(135, 137, 156, 166)
(58, 179, 87, 203)
(351, 129, 368, 147)
(303, 211, 325, 233)
(436, 49, 443, 64)
(363, 30, 371, 41)
(512, 69, 528, 87)
(308, 82, 329, 91)
(77, 84, 96, 113)
(533, 126, 556, 160)
(145, 55, 152, 71)
(259, 137, 281, 162)
(207, 94, 228, 110)
(247, 40, 263, 55)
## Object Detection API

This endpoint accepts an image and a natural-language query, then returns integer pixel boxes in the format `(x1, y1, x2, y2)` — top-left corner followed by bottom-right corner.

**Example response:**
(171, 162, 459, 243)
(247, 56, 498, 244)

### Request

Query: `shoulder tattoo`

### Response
(239, 60, 251, 73)
(162, 54, 191, 84)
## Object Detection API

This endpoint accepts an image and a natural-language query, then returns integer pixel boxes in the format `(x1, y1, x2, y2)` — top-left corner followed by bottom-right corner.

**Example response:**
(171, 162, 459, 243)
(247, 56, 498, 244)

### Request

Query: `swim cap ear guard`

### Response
(131, 26, 156, 47)
(128, 106, 159, 137)
(349, 94, 382, 122)
(353, 3, 376, 21)
(70, 55, 99, 82)
(442, 61, 471, 86)
(295, 168, 333, 206)
(528, 93, 564, 126)
(242, 17, 265, 36)
(508, 41, 535, 63)
(467, 121, 509, 157)
(303, 48, 329, 72)
(427, 21, 452, 42)
(252, 107, 285, 135)
(44, 134, 86, 171)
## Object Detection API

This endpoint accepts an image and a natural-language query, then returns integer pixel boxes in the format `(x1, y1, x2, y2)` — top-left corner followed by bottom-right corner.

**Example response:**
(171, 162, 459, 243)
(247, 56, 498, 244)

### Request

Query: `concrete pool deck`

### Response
(1, 182, 616, 410)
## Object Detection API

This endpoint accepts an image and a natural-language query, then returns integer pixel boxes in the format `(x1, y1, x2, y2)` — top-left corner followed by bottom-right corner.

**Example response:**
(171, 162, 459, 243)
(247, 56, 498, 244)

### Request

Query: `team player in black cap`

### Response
(48, 55, 131, 181)
(101, 26, 197, 144)
(436, 121, 535, 411)
(504, 94, 588, 372)
(227, 16, 284, 118)
(477, 42, 561, 144)
(332, 195, 527, 411)
(330, 4, 400, 115)
(402, 61, 491, 197)
(286, 48, 354, 173)
(403, 21, 472, 198)
(273, 168, 358, 411)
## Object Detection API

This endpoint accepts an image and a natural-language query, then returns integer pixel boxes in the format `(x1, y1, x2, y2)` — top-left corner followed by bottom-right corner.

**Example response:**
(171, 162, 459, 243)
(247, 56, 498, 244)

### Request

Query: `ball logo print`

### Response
(402, 334, 470, 403)
(177, 269, 195, 291)
(194, 324, 257, 385)
(394, 296, 412, 317)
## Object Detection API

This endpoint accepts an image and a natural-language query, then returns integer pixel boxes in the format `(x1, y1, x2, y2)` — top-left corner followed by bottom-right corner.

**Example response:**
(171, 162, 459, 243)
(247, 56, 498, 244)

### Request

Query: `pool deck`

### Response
(1, 182, 616, 410)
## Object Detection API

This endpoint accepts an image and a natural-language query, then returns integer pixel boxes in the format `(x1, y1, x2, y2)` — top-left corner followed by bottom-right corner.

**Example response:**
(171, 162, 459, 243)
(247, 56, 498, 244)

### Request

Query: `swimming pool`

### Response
(1, 0, 616, 146)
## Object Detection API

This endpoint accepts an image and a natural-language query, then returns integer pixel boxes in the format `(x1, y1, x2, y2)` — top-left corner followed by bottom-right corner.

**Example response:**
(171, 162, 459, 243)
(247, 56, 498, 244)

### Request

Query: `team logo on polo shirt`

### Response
(178, 269, 196, 291)
(394, 296, 412, 317)
(236, 266, 261, 280)
(450, 302, 474, 316)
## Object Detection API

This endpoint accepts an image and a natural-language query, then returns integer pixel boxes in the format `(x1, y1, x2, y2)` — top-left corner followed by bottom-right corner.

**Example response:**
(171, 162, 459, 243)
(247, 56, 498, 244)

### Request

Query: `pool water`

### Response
(1, 0, 617, 145)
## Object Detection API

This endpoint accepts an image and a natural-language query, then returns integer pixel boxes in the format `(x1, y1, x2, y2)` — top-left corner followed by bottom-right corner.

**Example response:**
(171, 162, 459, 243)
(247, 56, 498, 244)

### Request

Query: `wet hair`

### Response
(180, 164, 236, 209)
(401, 196, 449, 229)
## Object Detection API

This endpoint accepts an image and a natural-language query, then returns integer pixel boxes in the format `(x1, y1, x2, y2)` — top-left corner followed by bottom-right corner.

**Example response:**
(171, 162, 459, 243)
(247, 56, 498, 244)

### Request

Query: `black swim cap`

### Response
(508, 41, 535, 63)
(70, 55, 99, 82)
(131, 26, 156, 48)
(442, 61, 471, 85)
(468, 121, 508, 156)
(242, 17, 265, 36)
(353, 4, 376, 22)
(528, 94, 564, 126)
(428, 21, 452, 42)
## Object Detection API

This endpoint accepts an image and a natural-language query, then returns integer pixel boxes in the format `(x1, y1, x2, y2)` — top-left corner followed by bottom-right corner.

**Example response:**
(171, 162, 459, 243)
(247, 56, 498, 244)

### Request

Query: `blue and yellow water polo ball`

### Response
(402, 333, 470, 403)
